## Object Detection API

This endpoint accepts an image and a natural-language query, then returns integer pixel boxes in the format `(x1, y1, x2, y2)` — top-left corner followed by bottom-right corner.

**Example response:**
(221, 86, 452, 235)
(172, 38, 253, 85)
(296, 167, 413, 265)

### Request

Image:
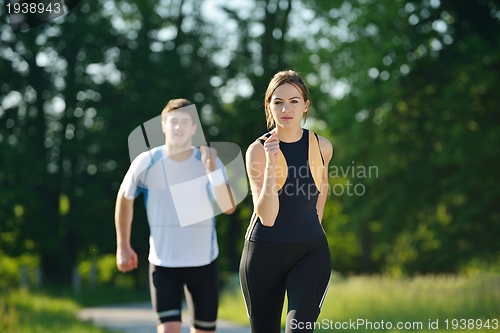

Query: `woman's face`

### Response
(268, 83, 309, 129)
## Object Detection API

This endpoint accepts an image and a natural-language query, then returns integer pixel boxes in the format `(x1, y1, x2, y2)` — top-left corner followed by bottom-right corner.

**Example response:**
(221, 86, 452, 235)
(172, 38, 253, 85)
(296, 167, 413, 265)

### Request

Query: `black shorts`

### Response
(149, 259, 219, 331)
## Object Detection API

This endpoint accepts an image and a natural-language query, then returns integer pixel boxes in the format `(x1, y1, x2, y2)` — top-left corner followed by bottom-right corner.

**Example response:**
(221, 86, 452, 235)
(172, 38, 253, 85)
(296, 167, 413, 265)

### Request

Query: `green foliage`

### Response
(217, 290, 249, 324)
(315, 273, 500, 332)
(322, 196, 360, 273)
(0, 289, 113, 333)
(219, 273, 500, 332)
(290, 0, 500, 273)
(460, 255, 500, 276)
(0, 251, 39, 289)
(68, 286, 150, 308)
(1, 0, 499, 284)
(77, 254, 122, 286)
(0, 301, 18, 333)
(0, 0, 224, 285)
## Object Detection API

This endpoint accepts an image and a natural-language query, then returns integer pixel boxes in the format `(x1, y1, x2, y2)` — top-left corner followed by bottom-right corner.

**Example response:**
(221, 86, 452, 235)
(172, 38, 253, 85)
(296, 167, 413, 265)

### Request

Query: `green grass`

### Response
(0, 285, 151, 333)
(2, 273, 499, 332)
(51, 286, 151, 307)
(218, 272, 500, 332)
(0, 288, 114, 333)
(217, 289, 250, 324)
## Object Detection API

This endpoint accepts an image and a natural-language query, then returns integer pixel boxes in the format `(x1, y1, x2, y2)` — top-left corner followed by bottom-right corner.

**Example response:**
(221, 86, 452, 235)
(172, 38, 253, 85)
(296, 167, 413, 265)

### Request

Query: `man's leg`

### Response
(184, 259, 219, 333)
(150, 264, 184, 333)
(157, 322, 181, 333)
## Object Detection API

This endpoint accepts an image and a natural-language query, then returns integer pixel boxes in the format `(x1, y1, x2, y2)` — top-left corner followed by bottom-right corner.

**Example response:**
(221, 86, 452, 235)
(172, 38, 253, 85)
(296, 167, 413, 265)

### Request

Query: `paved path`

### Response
(77, 302, 250, 333)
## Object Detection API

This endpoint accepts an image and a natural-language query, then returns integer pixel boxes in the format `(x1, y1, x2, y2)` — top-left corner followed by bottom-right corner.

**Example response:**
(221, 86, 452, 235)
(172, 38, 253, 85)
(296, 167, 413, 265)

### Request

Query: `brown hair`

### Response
(264, 70, 311, 129)
(161, 98, 195, 123)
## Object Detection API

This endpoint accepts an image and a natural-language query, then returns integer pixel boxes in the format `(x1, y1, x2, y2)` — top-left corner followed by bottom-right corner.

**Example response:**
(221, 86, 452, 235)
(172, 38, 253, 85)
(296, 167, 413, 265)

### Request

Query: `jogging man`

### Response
(115, 98, 235, 333)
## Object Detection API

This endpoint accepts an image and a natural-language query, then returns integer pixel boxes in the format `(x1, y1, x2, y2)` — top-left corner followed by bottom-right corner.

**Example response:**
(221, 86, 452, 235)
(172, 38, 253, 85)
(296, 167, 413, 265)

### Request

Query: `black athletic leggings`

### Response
(239, 236, 331, 333)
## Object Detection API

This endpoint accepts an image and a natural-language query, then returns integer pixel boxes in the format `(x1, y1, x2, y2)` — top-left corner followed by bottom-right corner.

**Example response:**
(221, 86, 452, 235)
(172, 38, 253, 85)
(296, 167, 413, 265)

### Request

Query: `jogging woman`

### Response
(240, 70, 333, 333)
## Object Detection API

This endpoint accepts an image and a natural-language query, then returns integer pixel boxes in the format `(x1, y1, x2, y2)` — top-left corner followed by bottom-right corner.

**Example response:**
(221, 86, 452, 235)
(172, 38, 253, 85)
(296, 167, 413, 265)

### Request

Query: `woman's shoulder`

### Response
(247, 131, 272, 156)
(247, 140, 265, 158)
(255, 131, 272, 145)
(246, 141, 266, 173)
(309, 130, 334, 159)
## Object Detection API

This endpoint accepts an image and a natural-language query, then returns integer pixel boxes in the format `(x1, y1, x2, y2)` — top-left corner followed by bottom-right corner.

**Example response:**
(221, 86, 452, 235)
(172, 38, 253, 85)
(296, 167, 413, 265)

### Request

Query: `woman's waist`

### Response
(250, 215, 324, 242)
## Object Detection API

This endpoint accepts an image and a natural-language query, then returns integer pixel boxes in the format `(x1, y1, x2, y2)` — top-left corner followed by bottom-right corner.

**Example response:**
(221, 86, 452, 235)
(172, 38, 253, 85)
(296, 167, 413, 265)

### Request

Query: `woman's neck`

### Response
(274, 126, 303, 143)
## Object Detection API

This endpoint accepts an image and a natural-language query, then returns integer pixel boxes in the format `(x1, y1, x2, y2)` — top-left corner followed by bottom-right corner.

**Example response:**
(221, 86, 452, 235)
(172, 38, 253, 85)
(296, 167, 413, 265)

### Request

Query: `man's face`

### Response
(162, 111, 196, 147)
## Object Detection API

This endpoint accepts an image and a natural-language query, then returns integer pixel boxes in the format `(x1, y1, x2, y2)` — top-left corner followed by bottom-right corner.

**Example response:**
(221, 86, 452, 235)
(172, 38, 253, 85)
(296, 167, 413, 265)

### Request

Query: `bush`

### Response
(0, 251, 39, 289)
(77, 254, 135, 288)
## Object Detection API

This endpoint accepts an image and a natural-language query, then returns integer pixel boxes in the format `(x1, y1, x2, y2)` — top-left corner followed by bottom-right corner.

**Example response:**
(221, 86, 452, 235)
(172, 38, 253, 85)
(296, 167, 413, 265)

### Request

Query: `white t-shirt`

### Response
(120, 145, 224, 267)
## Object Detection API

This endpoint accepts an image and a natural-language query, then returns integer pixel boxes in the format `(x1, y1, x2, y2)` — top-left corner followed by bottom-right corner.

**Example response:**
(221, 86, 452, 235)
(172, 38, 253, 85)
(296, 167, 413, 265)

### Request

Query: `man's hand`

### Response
(200, 145, 217, 172)
(116, 246, 138, 273)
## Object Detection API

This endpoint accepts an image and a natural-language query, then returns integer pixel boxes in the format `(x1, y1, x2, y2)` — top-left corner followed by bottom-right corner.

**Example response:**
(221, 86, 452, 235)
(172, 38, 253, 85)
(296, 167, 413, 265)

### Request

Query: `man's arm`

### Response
(201, 145, 236, 214)
(115, 189, 138, 272)
(212, 182, 236, 214)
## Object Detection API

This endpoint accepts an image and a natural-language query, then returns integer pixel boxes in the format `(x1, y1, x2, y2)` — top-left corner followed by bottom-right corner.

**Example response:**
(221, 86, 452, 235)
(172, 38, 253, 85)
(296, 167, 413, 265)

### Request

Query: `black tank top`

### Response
(249, 129, 325, 242)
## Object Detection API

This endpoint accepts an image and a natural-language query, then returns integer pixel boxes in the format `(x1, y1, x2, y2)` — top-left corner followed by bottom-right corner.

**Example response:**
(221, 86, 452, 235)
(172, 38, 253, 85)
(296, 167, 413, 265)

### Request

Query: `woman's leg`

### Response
(285, 236, 332, 333)
(240, 240, 287, 333)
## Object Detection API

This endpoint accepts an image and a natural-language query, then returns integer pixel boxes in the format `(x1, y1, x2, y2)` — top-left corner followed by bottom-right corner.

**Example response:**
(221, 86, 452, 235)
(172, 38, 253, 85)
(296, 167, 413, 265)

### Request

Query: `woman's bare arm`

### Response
(246, 140, 280, 226)
(316, 136, 333, 223)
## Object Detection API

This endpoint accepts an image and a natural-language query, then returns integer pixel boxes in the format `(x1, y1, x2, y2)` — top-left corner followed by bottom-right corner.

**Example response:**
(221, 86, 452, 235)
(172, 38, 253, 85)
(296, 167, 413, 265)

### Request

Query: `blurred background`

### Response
(1, 0, 499, 331)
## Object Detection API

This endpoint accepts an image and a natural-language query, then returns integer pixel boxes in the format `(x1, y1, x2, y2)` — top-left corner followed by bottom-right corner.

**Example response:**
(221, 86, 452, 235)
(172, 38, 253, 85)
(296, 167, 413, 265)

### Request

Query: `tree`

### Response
(290, 0, 500, 273)
(0, 0, 225, 285)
